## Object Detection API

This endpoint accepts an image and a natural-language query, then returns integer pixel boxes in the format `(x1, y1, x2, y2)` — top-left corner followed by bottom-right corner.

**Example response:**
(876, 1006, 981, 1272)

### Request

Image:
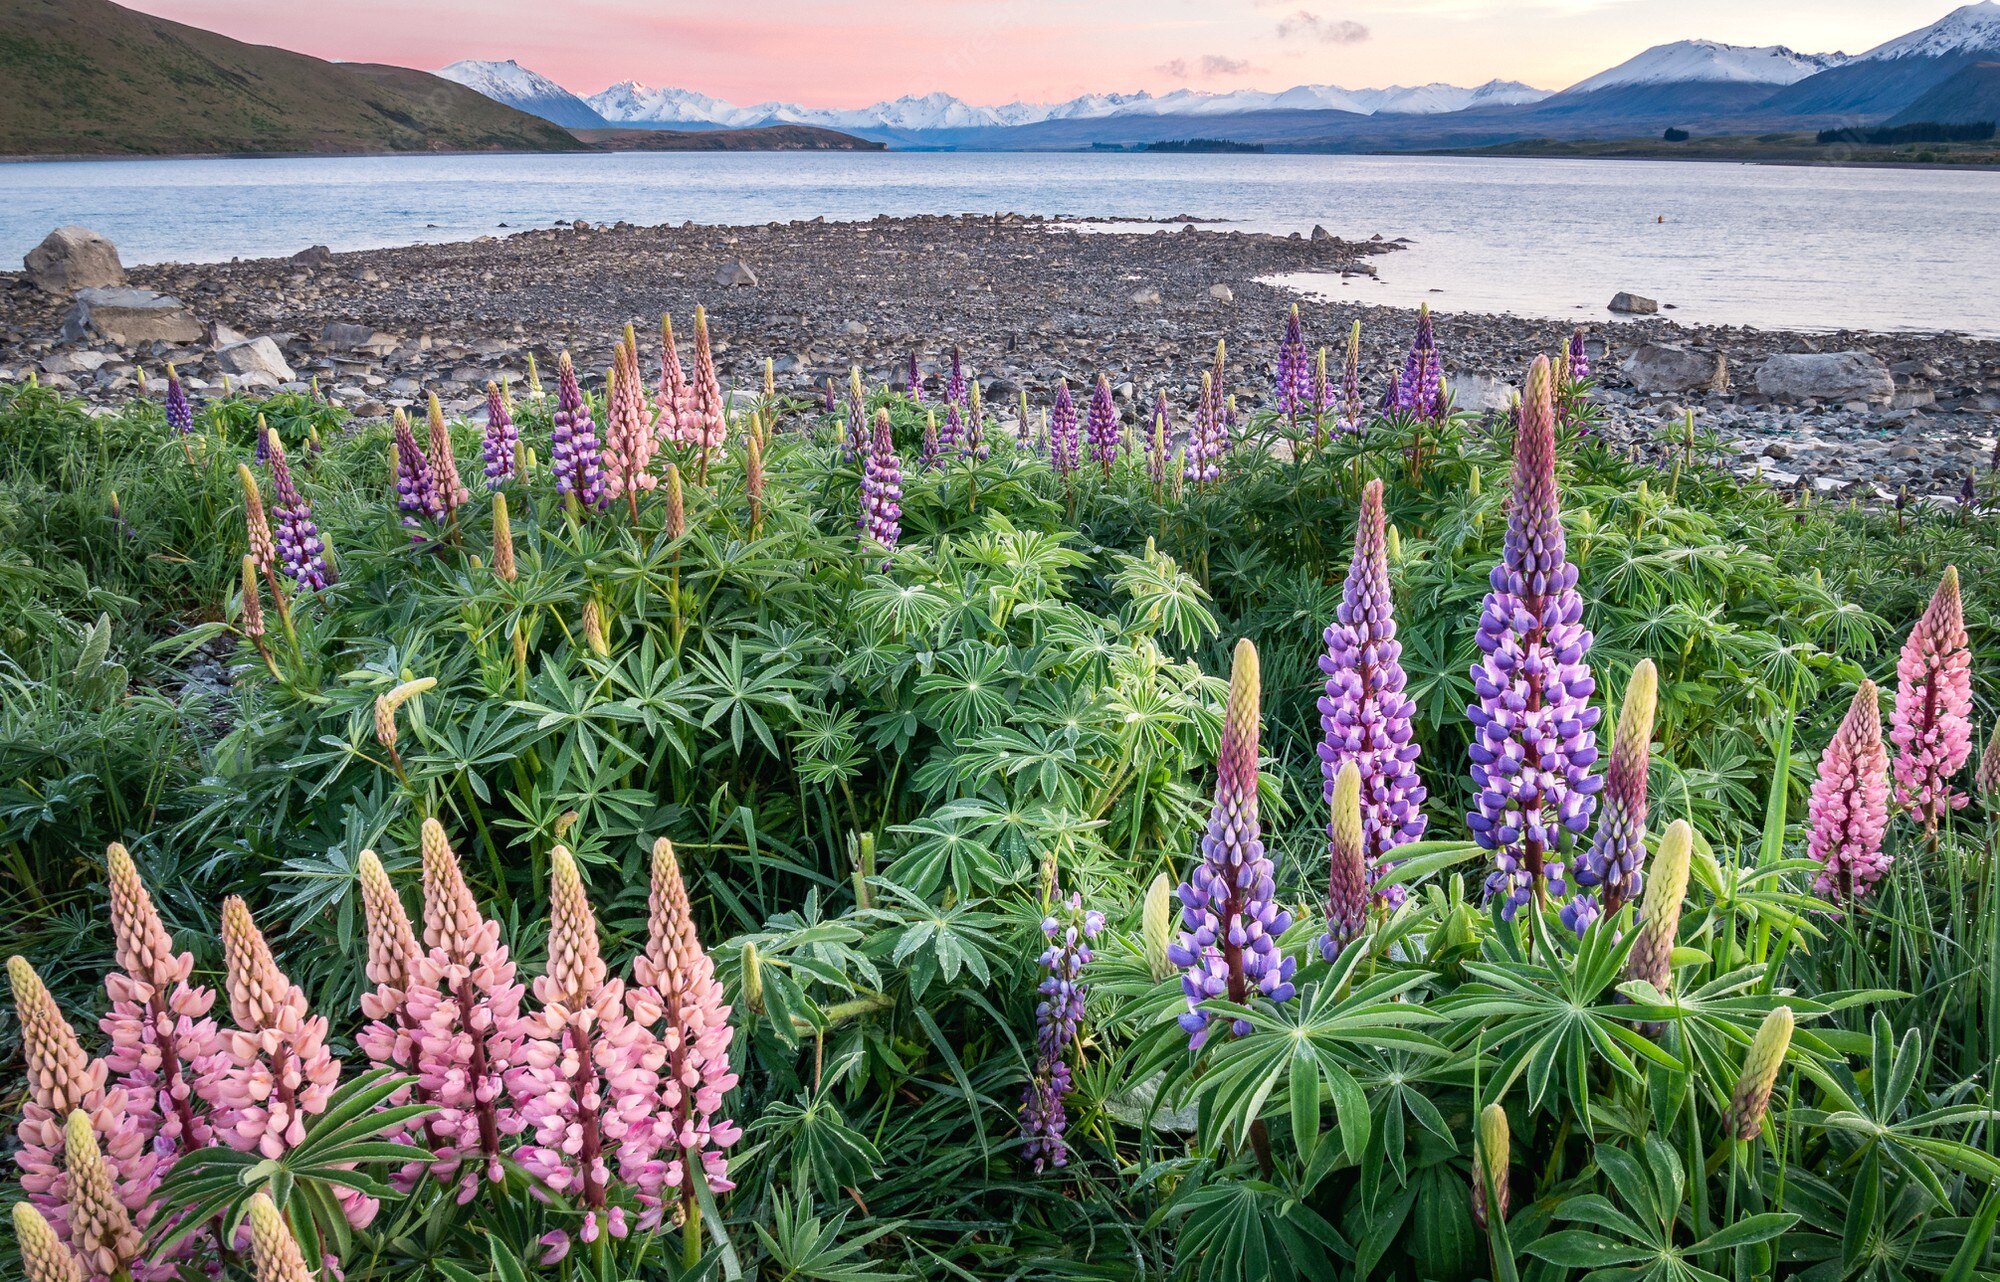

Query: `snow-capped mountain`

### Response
(434, 60, 608, 129)
(1762, 2, 2000, 116)
(1854, 0, 2000, 59)
(1562, 40, 1846, 94)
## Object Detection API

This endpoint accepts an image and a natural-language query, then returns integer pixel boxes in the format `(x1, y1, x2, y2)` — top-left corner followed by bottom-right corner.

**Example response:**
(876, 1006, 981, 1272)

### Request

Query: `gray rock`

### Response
(1621, 343, 1728, 394)
(1310, 224, 1334, 242)
(716, 261, 759, 287)
(1754, 352, 1894, 404)
(1207, 283, 1235, 302)
(42, 350, 114, 375)
(841, 319, 869, 336)
(213, 336, 296, 383)
(1129, 286, 1162, 305)
(1609, 291, 1659, 315)
(320, 320, 400, 351)
(291, 245, 334, 266)
(1449, 372, 1517, 412)
(24, 226, 125, 296)
(58, 287, 202, 346)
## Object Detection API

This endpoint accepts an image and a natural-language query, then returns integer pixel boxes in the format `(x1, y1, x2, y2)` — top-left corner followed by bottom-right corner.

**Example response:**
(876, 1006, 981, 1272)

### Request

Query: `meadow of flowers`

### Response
(2, 302, 1998, 1282)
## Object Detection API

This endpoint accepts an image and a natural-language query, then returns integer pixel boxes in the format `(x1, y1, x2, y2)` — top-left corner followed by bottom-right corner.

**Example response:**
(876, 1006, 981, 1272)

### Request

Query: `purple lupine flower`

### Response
(964, 385, 989, 460)
(905, 351, 925, 403)
(1566, 659, 1658, 932)
(1568, 330, 1590, 382)
(1340, 321, 1363, 434)
(1317, 477, 1425, 925)
(551, 352, 607, 510)
(843, 368, 867, 462)
(1275, 305, 1312, 421)
(1167, 640, 1296, 1048)
(164, 364, 193, 434)
(1018, 894, 1103, 1173)
(946, 347, 968, 407)
(1396, 307, 1443, 420)
(821, 378, 838, 414)
(940, 403, 963, 456)
(919, 411, 941, 471)
(1184, 372, 1221, 486)
(1049, 380, 1081, 477)
(1149, 392, 1169, 492)
(1467, 357, 1601, 920)
(1311, 348, 1333, 429)
(393, 410, 444, 532)
(482, 382, 518, 484)
(1380, 369, 1402, 416)
(1087, 374, 1119, 476)
(859, 408, 903, 550)
(266, 427, 329, 590)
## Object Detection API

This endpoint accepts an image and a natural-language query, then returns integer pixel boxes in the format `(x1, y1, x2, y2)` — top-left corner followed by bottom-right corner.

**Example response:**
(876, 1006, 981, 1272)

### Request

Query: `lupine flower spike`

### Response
(1142, 873, 1175, 982)
(746, 431, 765, 535)
(246, 1193, 315, 1282)
(1049, 380, 1080, 477)
(1623, 819, 1693, 1034)
(920, 409, 941, 470)
(1275, 304, 1310, 424)
(1891, 567, 1972, 839)
(1167, 639, 1296, 1048)
(1184, 372, 1221, 485)
(1319, 478, 1426, 905)
(1087, 374, 1119, 476)
(1019, 894, 1103, 1172)
(1340, 321, 1363, 433)
(356, 850, 424, 1076)
(1810, 681, 1891, 901)
(551, 352, 607, 511)
(859, 408, 903, 551)
(1396, 305, 1443, 420)
(392, 410, 444, 534)
(946, 347, 967, 406)
(965, 382, 988, 459)
(904, 350, 924, 403)
(1567, 659, 1658, 932)
(658, 314, 688, 438)
(163, 363, 192, 434)
(1311, 347, 1332, 438)
(604, 344, 659, 520)
(1148, 392, 1169, 495)
(427, 393, 470, 518)
(482, 381, 517, 483)
(1467, 356, 1600, 919)
(13, 1202, 81, 1282)
(1471, 1103, 1509, 1229)
(1977, 724, 2000, 803)
(265, 429, 329, 590)
(64, 1110, 141, 1282)
(1568, 329, 1590, 382)
(1320, 763, 1369, 959)
(1726, 1007, 1794, 1140)
(373, 676, 435, 778)
(238, 464, 282, 602)
(688, 307, 728, 464)
(491, 493, 517, 582)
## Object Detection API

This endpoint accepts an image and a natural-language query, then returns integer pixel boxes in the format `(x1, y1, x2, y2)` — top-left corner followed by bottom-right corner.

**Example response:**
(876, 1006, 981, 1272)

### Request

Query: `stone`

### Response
(24, 226, 125, 296)
(42, 350, 114, 375)
(1129, 286, 1162, 305)
(1207, 283, 1235, 302)
(841, 319, 869, 336)
(57, 287, 202, 346)
(321, 320, 402, 353)
(1310, 224, 1333, 242)
(213, 336, 296, 383)
(291, 245, 334, 266)
(1620, 343, 1728, 394)
(715, 261, 758, 287)
(1608, 291, 1659, 315)
(1754, 352, 1895, 404)
(1449, 372, 1517, 412)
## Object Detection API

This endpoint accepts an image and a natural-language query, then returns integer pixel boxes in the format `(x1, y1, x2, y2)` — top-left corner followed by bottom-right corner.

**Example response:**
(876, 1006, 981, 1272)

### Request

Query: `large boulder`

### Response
(1754, 351, 1895, 404)
(24, 226, 126, 296)
(1448, 372, 1517, 412)
(213, 336, 296, 384)
(1608, 291, 1658, 315)
(1620, 343, 1728, 394)
(320, 321, 401, 354)
(715, 261, 758, 287)
(57, 287, 201, 346)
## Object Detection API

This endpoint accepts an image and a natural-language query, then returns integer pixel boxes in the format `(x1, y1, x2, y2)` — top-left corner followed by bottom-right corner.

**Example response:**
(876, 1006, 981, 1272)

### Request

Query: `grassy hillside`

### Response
(1887, 60, 2000, 125)
(0, 0, 584, 155)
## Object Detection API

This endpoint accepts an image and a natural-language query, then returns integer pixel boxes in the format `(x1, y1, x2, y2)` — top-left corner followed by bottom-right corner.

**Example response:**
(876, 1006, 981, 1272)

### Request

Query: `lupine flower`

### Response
(946, 347, 967, 406)
(1320, 762, 1369, 959)
(1166, 639, 1296, 1048)
(514, 847, 662, 1256)
(1623, 819, 1692, 1023)
(239, 464, 278, 588)
(13, 1202, 82, 1282)
(658, 314, 688, 433)
(356, 850, 423, 1075)
(1380, 369, 1401, 416)
(628, 840, 742, 1225)
(1340, 321, 1363, 434)
(411, 818, 526, 1191)
(686, 308, 728, 454)
(63, 1111, 141, 1282)
(1184, 372, 1221, 485)
(239, 555, 266, 641)
(1810, 681, 1892, 900)
(209, 899, 372, 1226)
(1471, 1103, 1509, 1230)
(265, 430, 329, 591)
(904, 350, 925, 403)
(552, 352, 608, 510)
(1318, 478, 1426, 904)
(582, 598, 610, 659)
(1467, 357, 1601, 919)
(1049, 380, 1080, 476)
(1396, 306, 1444, 420)
(7, 956, 155, 1254)
(1568, 329, 1591, 382)
(746, 432, 765, 535)
(1087, 374, 1120, 475)
(820, 377, 837, 415)
(482, 382, 518, 484)
(1275, 304, 1311, 420)
(491, 493, 517, 582)
(1891, 567, 1972, 837)
(1567, 659, 1659, 932)
(859, 408, 903, 551)
(372, 677, 433, 776)
(919, 410, 941, 470)
(842, 367, 866, 462)
(163, 364, 192, 435)
(604, 344, 659, 513)
(1148, 392, 1169, 493)
(101, 843, 220, 1164)
(1019, 894, 1104, 1172)
(246, 1193, 315, 1282)
(1142, 873, 1175, 983)
(1726, 1007, 1794, 1140)
(1977, 724, 2000, 803)
(392, 411, 444, 532)
(1016, 389, 1034, 452)
(936, 402, 961, 457)
(1311, 347, 1332, 430)
(665, 463, 687, 541)
(965, 383, 989, 460)
(428, 394, 470, 517)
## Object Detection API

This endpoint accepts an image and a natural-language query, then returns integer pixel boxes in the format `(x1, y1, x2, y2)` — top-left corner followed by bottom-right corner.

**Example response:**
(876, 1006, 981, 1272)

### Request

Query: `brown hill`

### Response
(0, 0, 584, 155)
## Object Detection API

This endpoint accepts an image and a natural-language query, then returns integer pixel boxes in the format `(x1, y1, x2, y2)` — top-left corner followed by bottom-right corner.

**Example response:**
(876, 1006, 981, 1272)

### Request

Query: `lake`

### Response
(2, 151, 1996, 336)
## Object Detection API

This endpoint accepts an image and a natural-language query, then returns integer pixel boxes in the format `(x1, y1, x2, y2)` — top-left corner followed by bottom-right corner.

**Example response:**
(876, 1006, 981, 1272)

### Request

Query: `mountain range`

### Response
(441, 2, 2000, 151)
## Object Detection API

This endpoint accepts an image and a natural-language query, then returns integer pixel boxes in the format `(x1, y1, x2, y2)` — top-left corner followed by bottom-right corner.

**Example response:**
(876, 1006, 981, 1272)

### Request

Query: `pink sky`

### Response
(126, 0, 1964, 105)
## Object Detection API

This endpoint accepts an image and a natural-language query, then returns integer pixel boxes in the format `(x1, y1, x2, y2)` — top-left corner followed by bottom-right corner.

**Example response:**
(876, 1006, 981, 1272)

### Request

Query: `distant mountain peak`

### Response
(1858, 1, 2000, 60)
(435, 58, 607, 129)
(1563, 39, 1847, 94)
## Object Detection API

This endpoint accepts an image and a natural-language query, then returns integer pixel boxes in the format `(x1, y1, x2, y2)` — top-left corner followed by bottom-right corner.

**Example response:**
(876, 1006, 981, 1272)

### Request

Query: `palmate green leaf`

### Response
(745, 1092, 885, 1203)
(1157, 1177, 1349, 1282)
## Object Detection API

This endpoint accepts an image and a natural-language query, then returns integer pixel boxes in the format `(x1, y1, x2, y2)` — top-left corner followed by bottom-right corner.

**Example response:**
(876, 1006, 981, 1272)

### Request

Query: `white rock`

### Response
(1620, 343, 1728, 394)
(213, 336, 296, 383)
(24, 226, 125, 296)
(1754, 352, 1894, 404)
(58, 287, 202, 346)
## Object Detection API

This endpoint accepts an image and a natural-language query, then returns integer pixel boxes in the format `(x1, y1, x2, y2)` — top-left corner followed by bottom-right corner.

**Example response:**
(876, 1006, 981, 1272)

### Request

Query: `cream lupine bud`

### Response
(240, 554, 266, 639)
(247, 1193, 316, 1282)
(1321, 762, 1370, 957)
(13, 1202, 81, 1282)
(1624, 819, 1693, 1004)
(1472, 1103, 1509, 1229)
(1385, 525, 1401, 562)
(1727, 1006, 1794, 1141)
(740, 942, 765, 1014)
(491, 492, 517, 582)
(746, 432, 765, 533)
(665, 463, 686, 541)
(763, 357, 775, 398)
(239, 464, 276, 584)
(1978, 724, 2000, 802)
(1142, 872, 1176, 982)
(583, 598, 609, 658)
(374, 677, 436, 756)
(545, 847, 604, 1012)
(358, 851, 420, 1016)
(64, 1111, 139, 1282)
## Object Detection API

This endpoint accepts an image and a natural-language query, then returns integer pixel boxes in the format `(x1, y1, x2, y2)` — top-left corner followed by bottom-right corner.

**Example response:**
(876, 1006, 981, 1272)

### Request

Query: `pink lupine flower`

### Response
(604, 336, 660, 516)
(427, 393, 471, 518)
(356, 850, 423, 1074)
(1890, 566, 1973, 838)
(658, 314, 689, 444)
(100, 843, 221, 1165)
(511, 847, 663, 1249)
(7, 957, 157, 1260)
(207, 898, 375, 1227)
(409, 818, 526, 1191)
(628, 839, 741, 1229)
(1810, 680, 1892, 901)
(686, 308, 728, 454)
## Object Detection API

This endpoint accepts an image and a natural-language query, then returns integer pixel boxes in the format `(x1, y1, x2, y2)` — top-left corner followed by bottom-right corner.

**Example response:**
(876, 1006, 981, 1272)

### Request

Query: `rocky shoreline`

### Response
(3, 214, 1996, 501)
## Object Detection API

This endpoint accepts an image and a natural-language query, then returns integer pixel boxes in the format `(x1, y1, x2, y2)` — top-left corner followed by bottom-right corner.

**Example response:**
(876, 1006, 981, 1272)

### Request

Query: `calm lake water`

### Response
(3, 151, 1996, 336)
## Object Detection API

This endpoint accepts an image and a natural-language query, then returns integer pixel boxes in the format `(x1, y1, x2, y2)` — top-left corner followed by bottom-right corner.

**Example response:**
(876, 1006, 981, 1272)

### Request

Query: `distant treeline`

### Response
(1140, 138, 1266, 153)
(1817, 121, 1997, 145)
